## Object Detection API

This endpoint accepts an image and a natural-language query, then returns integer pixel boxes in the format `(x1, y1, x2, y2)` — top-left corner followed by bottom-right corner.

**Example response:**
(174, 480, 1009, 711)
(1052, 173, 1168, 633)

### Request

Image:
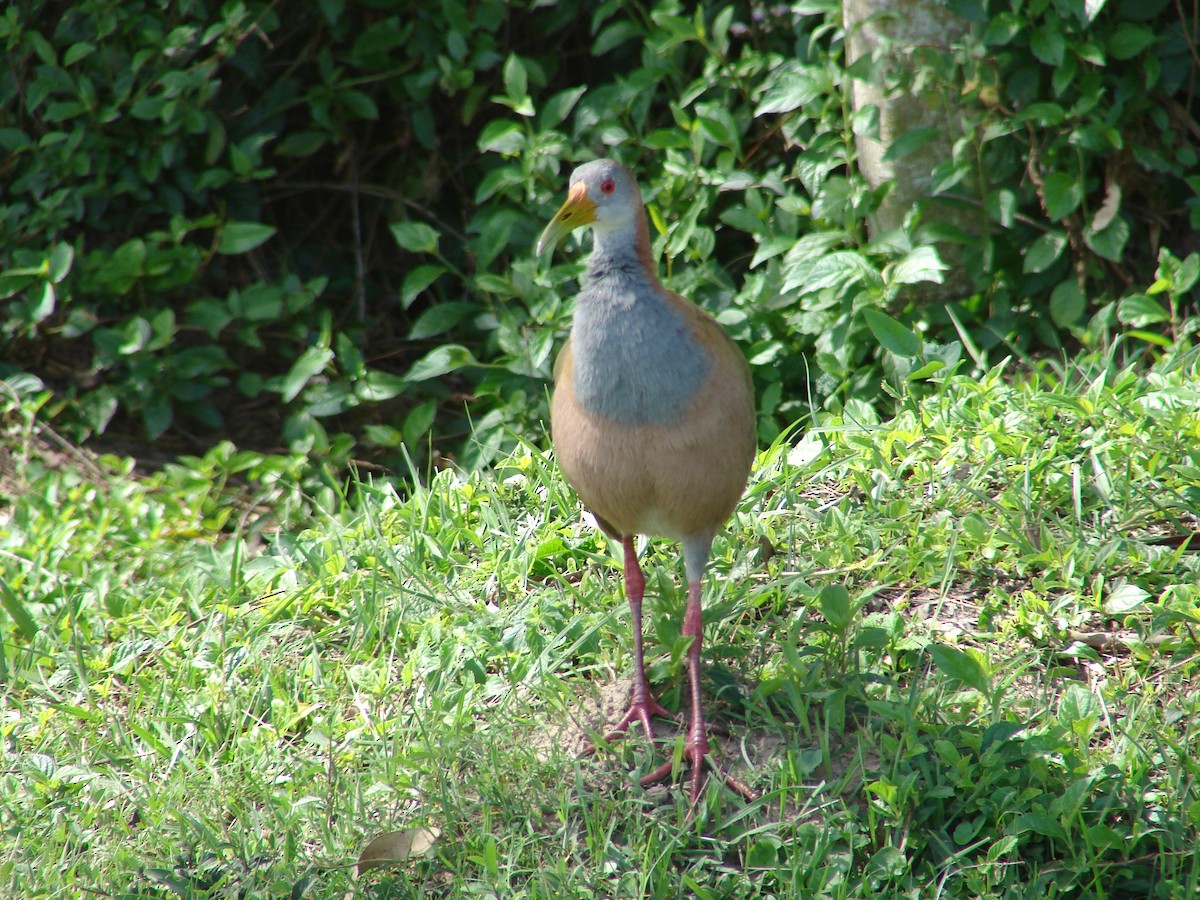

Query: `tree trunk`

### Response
(844, 0, 978, 301)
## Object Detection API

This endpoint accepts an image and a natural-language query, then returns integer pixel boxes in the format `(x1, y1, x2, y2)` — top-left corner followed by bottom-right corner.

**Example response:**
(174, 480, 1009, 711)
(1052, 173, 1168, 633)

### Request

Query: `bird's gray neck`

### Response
(587, 220, 648, 281)
(569, 251, 711, 427)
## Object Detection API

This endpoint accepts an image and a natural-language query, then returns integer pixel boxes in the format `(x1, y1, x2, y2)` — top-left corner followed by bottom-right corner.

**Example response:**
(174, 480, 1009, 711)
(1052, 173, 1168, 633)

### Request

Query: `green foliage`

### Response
(4, 347, 1200, 896)
(924, 0, 1200, 347)
(0, 0, 558, 465)
(1, 0, 1197, 472)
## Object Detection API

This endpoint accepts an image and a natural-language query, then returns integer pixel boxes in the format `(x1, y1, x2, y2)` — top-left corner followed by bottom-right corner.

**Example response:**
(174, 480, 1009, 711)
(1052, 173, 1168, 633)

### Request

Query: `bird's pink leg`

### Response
(605, 536, 674, 740)
(639, 578, 758, 805)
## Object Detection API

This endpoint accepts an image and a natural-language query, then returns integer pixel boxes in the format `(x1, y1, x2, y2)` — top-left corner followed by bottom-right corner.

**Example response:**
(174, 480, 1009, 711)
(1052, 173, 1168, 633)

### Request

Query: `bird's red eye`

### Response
(600, 178, 616, 194)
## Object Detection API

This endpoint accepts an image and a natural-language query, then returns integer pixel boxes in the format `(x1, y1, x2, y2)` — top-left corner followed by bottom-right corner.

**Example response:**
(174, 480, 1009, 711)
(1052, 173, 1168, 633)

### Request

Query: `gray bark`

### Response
(844, 0, 979, 300)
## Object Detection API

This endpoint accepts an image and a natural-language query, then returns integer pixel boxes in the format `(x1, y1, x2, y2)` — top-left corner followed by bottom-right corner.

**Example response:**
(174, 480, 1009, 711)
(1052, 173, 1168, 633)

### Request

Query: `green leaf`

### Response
(817, 584, 853, 631)
(355, 369, 408, 402)
(889, 246, 946, 285)
(864, 309, 922, 358)
(63, 42, 96, 66)
(754, 67, 821, 116)
(1117, 293, 1169, 327)
(1085, 823, 1125, 851)
(643, 128, 691, 151)
(474, 273, 512, 295)
(281, 346, 334, 403)
(1042, 171, 1082, 220)
(404, 344, 477, 382)
(142, 395, 172, 440)
(470, 211, 517, 269)
(114, 316, 151, 355)
(928, 644, 991, 695)
(1030, 26, 1065, 66)
(986, 188, 1017, 227)
(408, 302, 473, 340)
(364, 423, 402, 448)
(347, 18, 408, 62)
(1051, 282, 1089, 328)
(1052, 53, 1077, 95)
(695, 106, 739, 151)
(651, 11, 699, 49)
(907, 358, 948, 381)
(275, 131, 327, 158)
(1058, 683, 1098, 724)
(475, 165, 525, 203)
(783, 230, 852, 265)
(389, 222, 440, 255)
(711, 6, 735, 53)
(445, 30, 467, 62)
(0, 128, 31, 152)
(592, 20, 642, 55)
(338, 88, 378, 120)
(1104, 580, 1149, 614)
(720, 207, 766, 236)
(0, 577, 39, 641)
(782, 249, 877, 295)
(1023, 231, 1067, 273)
(1075, 40, 1106, 64)
(235, 282, 284, 322)
(502, 54, 527, 100)
(26, 30, 56, 65)
(401, 264, 447, 307)
(1049, 280, 1086, 328)
(1109, 23, 1156, 60)
(129, 95, 164, 121)
(187, 299, 234, 338)
(1175, 252, 1200, 294)
(4, 372, 46, 397)
(1126, 329, 1173, 347)
(1017, 102, 1066, 127)
(882, 127, 941, 162)
(1084, 215, 1129, 262)
(745, 838, 782, 870)
(539, 86, 586, 129)
(217, 222, 276, 255)
(48, 243, 74, 283)
(403, 399, 437, 446)
(984, 12, 1023, 46)
(864, 846, 907, 879)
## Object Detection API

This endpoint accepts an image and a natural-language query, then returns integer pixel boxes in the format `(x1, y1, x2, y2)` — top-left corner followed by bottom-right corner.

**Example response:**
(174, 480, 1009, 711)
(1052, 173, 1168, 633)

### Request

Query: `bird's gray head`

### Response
(537, 159, 644, 256)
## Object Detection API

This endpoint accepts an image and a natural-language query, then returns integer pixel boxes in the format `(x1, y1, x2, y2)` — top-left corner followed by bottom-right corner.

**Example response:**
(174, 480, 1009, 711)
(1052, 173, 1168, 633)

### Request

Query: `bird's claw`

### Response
(639, 744, 759, 806)
(584, 698, 757, 805)
(578, 696, 677, 759)
(605, 696, 676, 743)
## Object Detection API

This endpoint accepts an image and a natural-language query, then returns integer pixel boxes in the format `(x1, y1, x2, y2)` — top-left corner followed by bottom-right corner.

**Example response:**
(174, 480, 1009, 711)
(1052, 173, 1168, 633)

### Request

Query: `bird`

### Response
(536, 159, 757, 804)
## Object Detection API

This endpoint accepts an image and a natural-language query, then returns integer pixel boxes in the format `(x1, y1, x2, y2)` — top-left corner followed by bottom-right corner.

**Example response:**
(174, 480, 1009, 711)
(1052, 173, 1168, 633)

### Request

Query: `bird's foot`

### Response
(604, 695, 676, 743)
(582, 699, 757, 805)
(580, 696, 677, 758)
(639, 736, 759, 805)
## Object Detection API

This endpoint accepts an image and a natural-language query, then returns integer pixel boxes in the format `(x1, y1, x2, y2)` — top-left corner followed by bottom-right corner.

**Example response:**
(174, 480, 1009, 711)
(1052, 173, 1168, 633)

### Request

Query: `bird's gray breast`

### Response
(569, 275, 711, 426)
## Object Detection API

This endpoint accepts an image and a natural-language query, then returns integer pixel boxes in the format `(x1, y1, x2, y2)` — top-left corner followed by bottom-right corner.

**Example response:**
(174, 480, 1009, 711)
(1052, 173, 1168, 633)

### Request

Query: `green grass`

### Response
(3, 347, 1200, 898)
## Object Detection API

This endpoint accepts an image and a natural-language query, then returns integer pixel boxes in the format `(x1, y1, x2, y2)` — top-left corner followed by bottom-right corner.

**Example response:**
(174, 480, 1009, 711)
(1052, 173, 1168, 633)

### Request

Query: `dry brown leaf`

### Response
(356, 827, 441, 875)
(1090, 180, 1122, 233)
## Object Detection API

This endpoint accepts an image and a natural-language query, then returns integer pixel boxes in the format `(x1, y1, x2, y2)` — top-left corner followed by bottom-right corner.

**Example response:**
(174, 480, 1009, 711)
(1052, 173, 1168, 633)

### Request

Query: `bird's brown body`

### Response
(537, 159, 756, 803)
(552, 301, 754, 544)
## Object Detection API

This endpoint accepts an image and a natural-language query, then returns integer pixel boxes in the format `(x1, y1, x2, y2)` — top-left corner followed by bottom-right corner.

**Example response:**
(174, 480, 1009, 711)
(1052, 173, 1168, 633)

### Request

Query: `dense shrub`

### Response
(937, 0, 1200, 350)
(1, 0, 1197, 472)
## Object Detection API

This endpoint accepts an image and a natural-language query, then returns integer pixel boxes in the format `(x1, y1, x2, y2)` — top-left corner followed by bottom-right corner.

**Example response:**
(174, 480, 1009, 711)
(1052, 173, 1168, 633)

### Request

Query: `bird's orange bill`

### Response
(537, 182, 597, 256)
